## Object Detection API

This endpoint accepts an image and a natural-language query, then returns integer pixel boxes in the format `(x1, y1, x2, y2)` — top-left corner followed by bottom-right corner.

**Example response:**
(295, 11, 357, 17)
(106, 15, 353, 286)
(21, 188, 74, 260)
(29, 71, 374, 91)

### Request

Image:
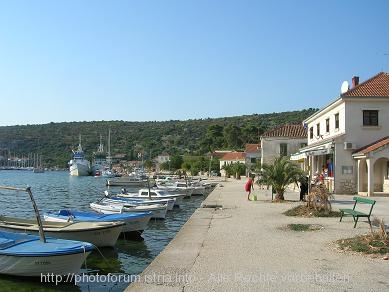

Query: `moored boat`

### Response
(91, 135, 107, 176)
(0, 230, 94, 277)
(103, 196, 176, 211)
(0, 215, 124, 247)
(44, 209, 152, 235)
(106, 176, 149, 187)
(117, 188, 185, 206)
(0, 185, 94, 277)
(69, 135, 91, 176)
(90, 201, 168, 219)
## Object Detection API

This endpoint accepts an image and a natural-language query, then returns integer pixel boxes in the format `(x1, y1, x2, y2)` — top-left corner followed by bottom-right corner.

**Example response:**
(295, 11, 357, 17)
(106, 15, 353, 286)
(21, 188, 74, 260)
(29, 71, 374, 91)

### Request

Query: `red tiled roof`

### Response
(245, 143, 261, 152)
(220, 152, 246, 161)
(353, 136, 389, 156)
(342, 72, 389, 97)
(261, 124, 307, 138)
(212, 150, 232, 158)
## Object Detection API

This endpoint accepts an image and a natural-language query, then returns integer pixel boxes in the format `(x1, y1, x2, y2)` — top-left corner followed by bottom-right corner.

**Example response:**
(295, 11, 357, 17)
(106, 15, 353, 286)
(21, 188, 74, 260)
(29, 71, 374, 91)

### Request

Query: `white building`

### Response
(298, 72, 389, 195)
(245, 143, 261, 175)
(261, 124, 307, 166)
(219, 151, 246, 177)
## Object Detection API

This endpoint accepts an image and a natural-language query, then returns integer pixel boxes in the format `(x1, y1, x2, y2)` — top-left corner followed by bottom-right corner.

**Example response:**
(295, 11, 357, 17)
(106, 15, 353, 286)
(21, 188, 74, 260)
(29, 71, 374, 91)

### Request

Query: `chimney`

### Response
(352, 76, 359, 88)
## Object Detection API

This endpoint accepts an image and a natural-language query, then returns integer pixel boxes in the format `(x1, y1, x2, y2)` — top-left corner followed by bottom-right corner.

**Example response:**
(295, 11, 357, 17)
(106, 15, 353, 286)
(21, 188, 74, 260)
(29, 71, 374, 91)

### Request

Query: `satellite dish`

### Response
(341, 80, 349, 94)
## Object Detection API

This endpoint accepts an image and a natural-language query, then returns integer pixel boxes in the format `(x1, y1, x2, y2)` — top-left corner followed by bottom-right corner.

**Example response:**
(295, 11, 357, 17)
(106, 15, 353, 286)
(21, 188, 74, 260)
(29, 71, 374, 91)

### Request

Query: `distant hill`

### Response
(0, 108, 318, 168)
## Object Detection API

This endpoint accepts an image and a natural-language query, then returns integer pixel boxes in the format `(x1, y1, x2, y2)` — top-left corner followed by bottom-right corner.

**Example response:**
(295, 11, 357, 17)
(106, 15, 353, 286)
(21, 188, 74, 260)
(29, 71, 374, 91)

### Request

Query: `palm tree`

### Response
(260, 156, 304, 201)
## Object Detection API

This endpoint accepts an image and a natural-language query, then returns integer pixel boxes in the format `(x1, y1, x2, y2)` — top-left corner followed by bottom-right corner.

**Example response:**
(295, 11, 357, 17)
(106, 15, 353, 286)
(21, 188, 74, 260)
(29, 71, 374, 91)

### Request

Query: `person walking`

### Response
(299, 176, 308, 201)
(245, 176, 254, 200)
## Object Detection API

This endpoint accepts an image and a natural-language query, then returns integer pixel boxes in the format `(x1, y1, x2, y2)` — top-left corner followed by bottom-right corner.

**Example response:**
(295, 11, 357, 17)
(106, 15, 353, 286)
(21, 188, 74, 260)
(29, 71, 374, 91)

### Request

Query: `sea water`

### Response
(0, 170, 208, 291)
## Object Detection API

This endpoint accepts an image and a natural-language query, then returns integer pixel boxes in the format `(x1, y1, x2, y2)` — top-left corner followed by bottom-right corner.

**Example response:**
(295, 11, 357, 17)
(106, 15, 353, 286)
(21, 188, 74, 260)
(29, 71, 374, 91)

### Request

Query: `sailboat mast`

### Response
(107, 128, 111, 167)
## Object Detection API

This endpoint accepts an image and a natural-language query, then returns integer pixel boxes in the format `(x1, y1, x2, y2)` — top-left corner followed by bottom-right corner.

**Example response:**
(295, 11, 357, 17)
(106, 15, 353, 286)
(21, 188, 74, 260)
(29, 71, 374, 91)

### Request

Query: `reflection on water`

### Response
(0, 170, 210, 291)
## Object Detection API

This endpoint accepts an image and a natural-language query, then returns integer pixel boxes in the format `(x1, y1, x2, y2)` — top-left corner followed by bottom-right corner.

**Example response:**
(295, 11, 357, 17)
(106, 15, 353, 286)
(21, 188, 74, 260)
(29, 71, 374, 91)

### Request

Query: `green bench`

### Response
(339, 196, 376, 228)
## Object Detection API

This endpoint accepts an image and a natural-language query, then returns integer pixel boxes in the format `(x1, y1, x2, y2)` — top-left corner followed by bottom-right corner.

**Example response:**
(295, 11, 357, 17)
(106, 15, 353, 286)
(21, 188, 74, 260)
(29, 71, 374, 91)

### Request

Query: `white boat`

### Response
(91, 135, 107, 176)
(155, 181, 193, 198)
(90, 201, 168, 219)
(102, 168, 116, 178)
(103, 196, 176, 211)
(106, 176, 150, 187)
(0, 230, 94, 277)
(0, 186, 94, 277)
(189, 181, 206, 195)
(44, 209, 152, 235)
(117, 188, 185, 206)
(0, 215, 124, 247)
(69, 135, 91, 176)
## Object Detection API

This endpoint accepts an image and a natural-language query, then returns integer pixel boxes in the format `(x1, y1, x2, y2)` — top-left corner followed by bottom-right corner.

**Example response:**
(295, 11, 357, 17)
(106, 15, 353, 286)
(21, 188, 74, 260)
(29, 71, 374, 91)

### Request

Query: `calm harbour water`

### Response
(0, 170, 209, 291)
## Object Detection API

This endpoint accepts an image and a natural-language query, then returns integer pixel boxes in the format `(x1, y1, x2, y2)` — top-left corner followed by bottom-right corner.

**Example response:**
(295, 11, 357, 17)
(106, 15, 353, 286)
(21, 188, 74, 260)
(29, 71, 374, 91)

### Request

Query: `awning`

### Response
(306, 148, 333, 156)
(300, 142, 334, 157)
(290, 152, 307, 161)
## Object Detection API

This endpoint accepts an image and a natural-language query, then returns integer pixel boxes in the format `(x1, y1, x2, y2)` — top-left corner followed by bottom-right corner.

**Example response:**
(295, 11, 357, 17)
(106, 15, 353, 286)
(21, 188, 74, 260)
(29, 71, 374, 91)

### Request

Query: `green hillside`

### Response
(0, 108, 318, 168)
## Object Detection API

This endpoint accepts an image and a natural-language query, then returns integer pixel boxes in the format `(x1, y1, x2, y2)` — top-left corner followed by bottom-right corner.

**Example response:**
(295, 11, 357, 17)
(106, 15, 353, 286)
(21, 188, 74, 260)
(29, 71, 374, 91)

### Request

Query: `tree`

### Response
(232, 162, 246, 179)
(200, 124, 224, 153)
(169, 154, 184, 171)
(223, 124, 242, 149)
(260, 156, 304, 201)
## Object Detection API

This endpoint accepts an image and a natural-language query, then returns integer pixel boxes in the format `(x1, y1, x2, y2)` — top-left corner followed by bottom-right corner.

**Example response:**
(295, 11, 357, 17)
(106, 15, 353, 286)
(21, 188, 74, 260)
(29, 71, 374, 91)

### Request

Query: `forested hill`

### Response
(0, 108, 318, 168)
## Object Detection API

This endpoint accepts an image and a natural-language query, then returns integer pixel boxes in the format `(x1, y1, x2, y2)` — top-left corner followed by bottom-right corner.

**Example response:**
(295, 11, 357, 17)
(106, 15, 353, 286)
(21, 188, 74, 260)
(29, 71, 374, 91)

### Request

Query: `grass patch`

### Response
(337, 233, 389, 255)
(287, 223, 323, 232)
(284, 204, 341, 217)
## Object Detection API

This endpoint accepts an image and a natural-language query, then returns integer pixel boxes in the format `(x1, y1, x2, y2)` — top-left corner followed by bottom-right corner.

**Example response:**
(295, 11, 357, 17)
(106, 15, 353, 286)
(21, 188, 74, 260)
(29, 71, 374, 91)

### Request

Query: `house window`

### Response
(280, 143, 287, 157)
(334, 113, 339, 130)
(342, 166, 353, 175)
(325, 118, 330, 133)
(363, 110, 378, 126)
(250, 158, 256, 164)
(309, 127, 313, 139)
(316, 123, 320, 137)
(300, 143, 307, 148)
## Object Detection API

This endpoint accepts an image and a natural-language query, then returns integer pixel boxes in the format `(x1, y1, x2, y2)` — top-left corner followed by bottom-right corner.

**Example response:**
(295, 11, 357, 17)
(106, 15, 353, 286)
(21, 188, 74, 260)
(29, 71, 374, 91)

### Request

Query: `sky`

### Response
(0, 0, 388, 127)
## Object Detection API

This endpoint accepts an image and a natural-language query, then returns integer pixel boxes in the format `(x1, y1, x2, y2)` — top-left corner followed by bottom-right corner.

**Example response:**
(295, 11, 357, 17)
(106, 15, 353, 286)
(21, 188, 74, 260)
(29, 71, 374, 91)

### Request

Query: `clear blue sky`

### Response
(0, 0, 388, 126)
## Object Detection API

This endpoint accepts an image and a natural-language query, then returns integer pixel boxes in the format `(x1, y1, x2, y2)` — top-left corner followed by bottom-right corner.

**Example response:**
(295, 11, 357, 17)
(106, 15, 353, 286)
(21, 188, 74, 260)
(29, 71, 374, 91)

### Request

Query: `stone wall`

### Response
(336, 179, 357, 194)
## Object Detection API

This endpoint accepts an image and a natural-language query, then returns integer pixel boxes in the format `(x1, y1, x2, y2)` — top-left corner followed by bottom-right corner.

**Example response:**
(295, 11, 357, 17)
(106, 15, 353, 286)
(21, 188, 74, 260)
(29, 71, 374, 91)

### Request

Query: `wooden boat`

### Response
(103, 195, 176, 211)
(117, 188, 185, 206)
(90, 201, 168, 219)
(0, 185, 94, 277)
(0, 215, 124, 247)
(0, 230, 94, 276)
(44, 209, 152, 235)
(106, 176, 149, 187)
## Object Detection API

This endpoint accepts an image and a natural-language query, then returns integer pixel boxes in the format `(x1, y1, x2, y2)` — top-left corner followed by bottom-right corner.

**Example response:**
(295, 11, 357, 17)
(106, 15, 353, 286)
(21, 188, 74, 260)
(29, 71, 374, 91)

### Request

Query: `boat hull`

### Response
(0, 230, 94, 277)
(0, 251, 91, 277)
(90, 202, 168, 219)
(0, 216, 124, 247)
(44, 210, 152, 234)
(69, 162, 90, 176)
(118, 189, 185, 206)
(104, 197, 176, 211)
(106, 178, 149, 187)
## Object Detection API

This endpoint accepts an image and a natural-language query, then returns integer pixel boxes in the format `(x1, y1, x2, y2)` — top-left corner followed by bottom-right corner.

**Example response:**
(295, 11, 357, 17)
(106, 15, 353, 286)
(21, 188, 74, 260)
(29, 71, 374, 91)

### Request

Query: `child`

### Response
(245, 177, 254, 200)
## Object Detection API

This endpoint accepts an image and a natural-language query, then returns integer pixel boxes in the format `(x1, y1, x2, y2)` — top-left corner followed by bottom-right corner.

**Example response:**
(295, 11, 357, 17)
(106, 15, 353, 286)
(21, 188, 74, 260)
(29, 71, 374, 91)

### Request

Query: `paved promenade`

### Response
(126, 178, 389, 292)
